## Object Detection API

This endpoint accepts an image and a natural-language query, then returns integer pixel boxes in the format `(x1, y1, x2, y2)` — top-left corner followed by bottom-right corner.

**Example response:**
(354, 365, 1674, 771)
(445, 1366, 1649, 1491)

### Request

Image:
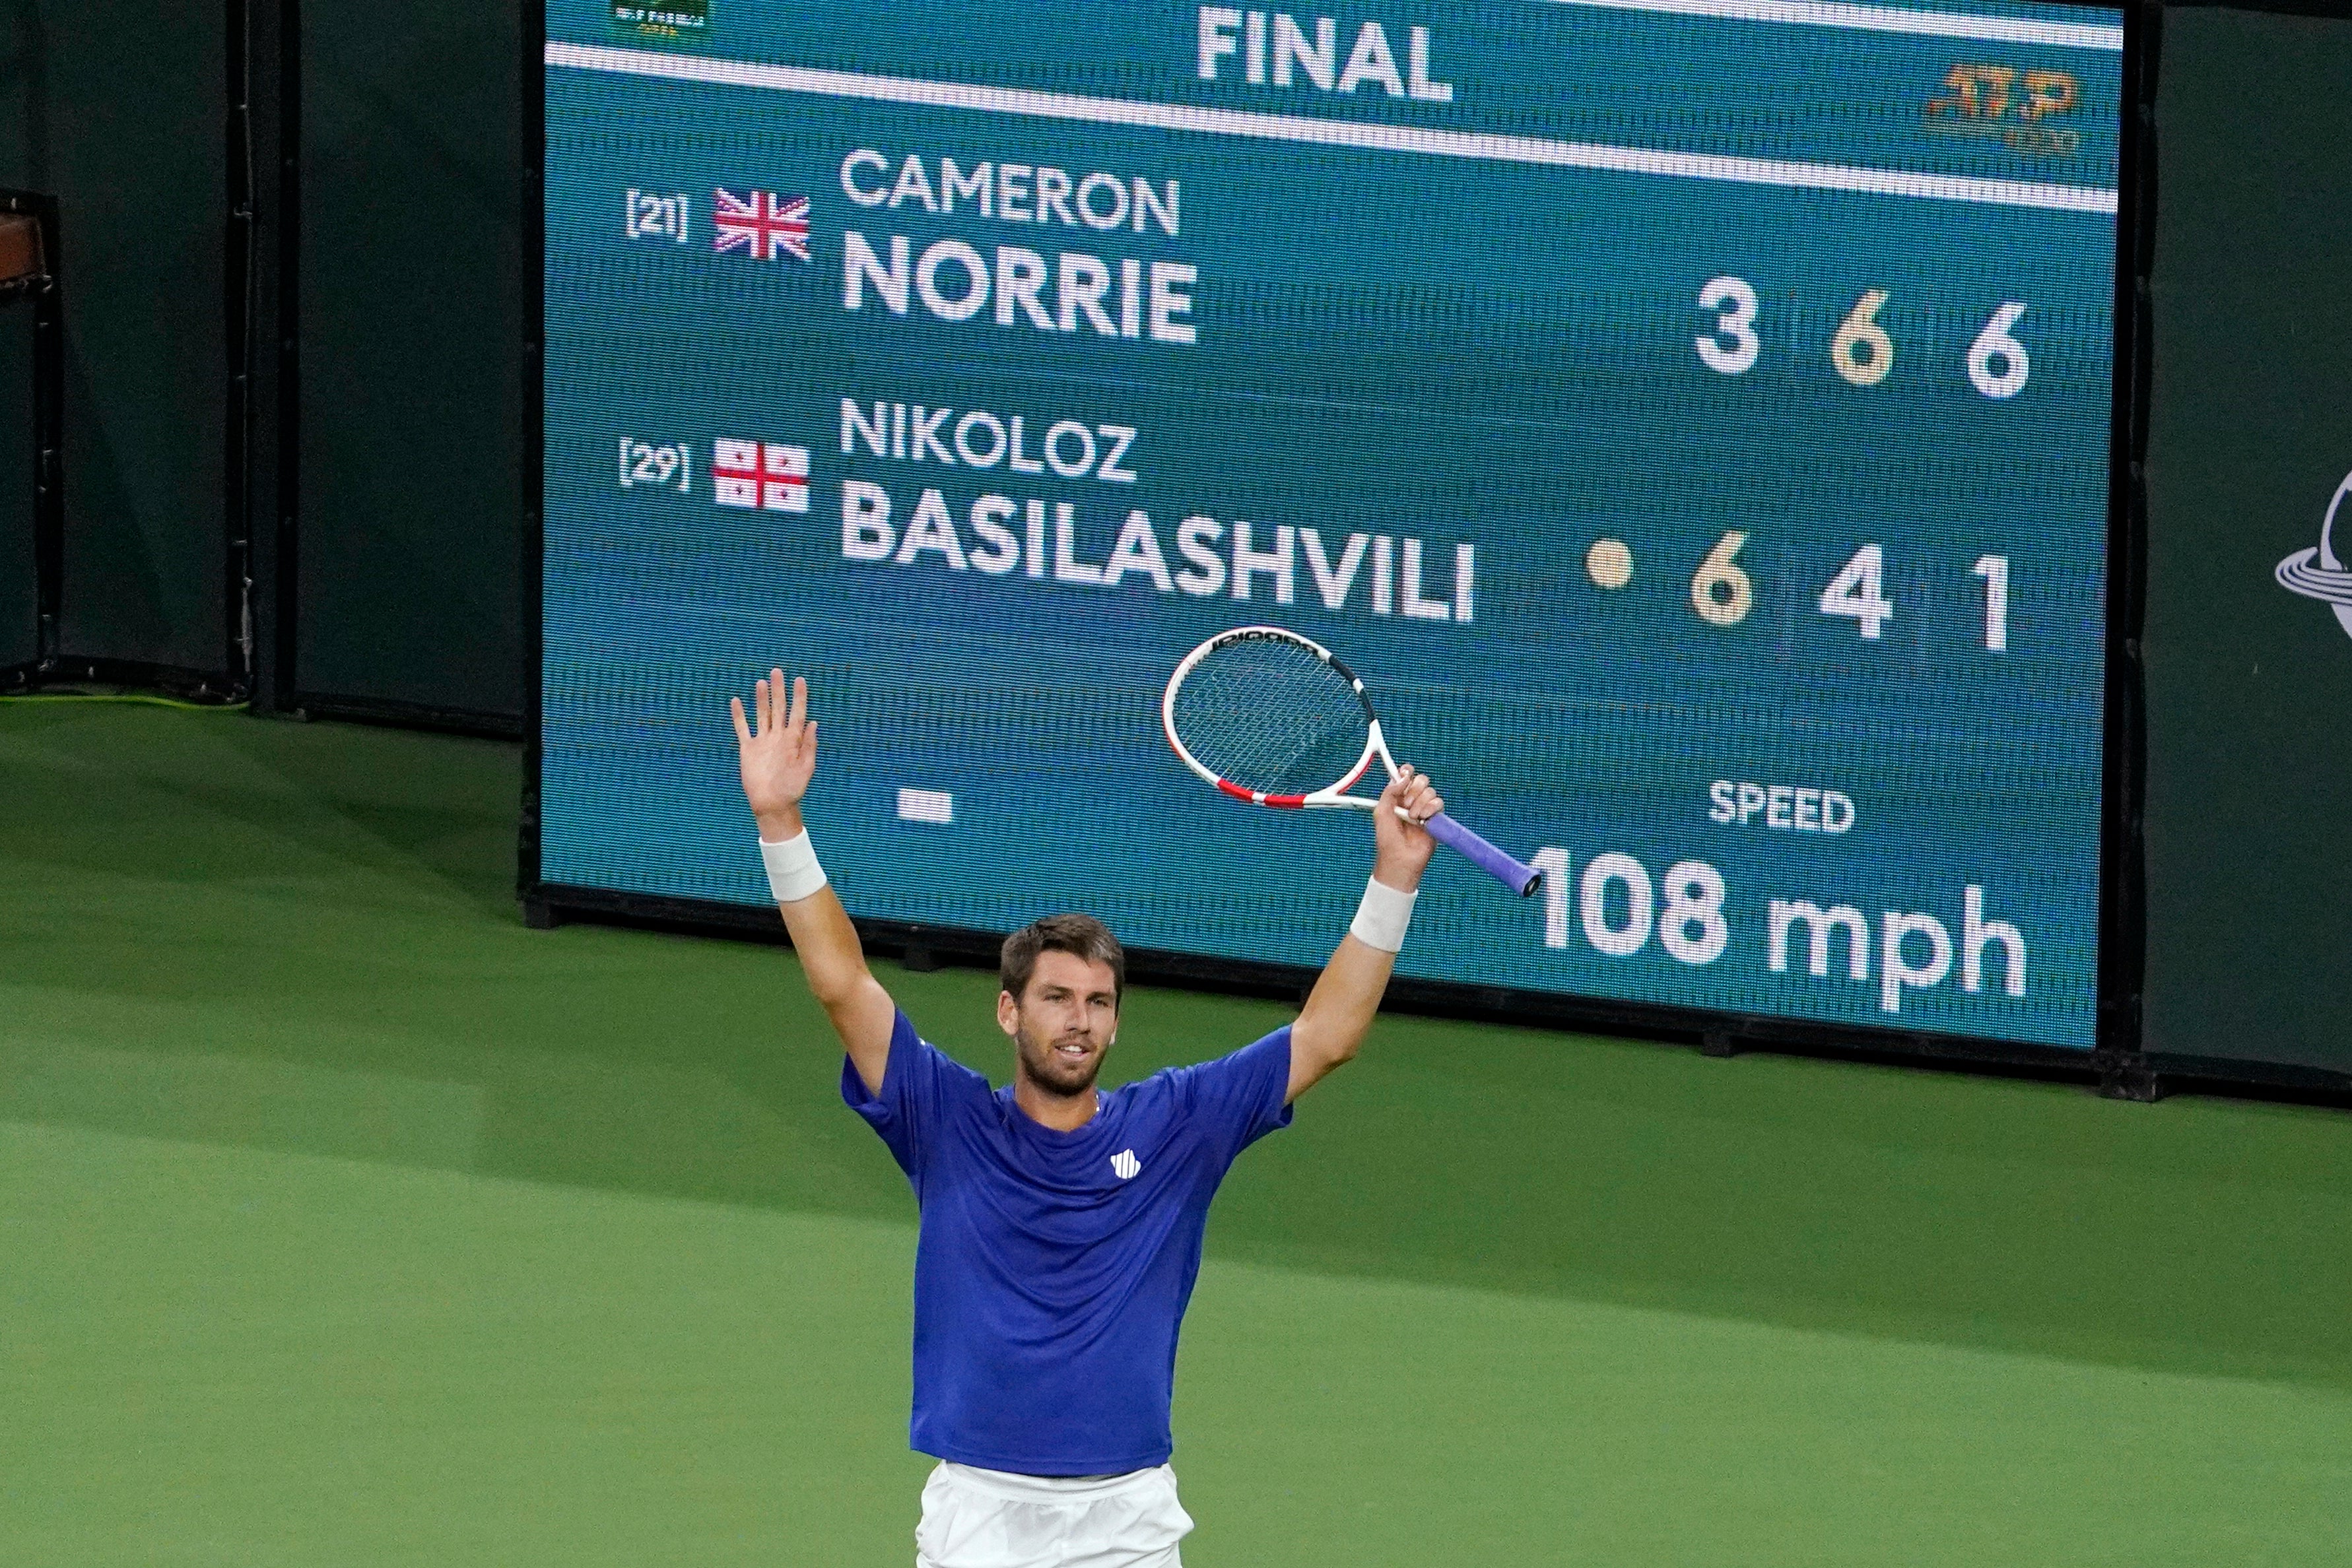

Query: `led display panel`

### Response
(541, 0, 2130, 1048)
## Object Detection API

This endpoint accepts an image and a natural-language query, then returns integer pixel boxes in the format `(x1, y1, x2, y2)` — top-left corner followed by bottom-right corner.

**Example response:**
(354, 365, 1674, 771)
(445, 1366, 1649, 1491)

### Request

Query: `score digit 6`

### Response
(1967, 302, 2031, 399)
(1691, 531, 1754, 628)
(1831, 290, 1895, 387)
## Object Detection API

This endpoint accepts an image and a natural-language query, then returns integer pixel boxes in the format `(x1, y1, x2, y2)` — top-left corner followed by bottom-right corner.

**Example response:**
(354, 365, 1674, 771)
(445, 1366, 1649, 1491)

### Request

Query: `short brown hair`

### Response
(1000, 913, 1126, 1007)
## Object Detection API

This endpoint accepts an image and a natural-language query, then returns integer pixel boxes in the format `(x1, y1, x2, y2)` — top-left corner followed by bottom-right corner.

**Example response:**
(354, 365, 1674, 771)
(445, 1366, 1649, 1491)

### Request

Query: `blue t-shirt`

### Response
(842, 1009, 1294, 1476)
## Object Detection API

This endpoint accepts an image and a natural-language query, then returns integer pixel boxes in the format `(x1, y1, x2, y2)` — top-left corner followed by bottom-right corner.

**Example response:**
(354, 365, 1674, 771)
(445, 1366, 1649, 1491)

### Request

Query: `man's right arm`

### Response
(731, 669, 895, 1095)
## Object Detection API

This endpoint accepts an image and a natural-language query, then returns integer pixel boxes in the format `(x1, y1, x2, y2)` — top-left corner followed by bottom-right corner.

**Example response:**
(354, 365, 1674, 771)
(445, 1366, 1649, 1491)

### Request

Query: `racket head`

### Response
(1162, 626, 1383, 808)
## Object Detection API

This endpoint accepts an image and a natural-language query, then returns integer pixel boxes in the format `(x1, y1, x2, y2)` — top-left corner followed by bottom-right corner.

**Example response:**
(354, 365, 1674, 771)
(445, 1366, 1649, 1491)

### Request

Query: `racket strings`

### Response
(1170, 637, 1370, 797)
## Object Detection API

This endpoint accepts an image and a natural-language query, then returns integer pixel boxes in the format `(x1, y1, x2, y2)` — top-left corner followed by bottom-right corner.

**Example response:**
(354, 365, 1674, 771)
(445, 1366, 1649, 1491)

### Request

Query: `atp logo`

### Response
(2275, 469, 2352, 644)
(1110, 1149, 1141, 1181)
(1922, 63, 2082, 158)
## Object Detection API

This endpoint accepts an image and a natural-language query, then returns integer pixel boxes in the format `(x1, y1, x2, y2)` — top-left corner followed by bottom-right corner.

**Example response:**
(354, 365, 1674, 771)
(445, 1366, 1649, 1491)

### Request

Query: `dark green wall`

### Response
(294, 0, 522, 719)
(0, 1, 225, 672)
(2143, 7, 2352, 1078)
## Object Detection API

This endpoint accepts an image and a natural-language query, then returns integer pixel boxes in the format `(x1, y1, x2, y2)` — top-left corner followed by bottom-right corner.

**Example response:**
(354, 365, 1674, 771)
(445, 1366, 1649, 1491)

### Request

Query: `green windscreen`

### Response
(2141, 6, 2352, 1080)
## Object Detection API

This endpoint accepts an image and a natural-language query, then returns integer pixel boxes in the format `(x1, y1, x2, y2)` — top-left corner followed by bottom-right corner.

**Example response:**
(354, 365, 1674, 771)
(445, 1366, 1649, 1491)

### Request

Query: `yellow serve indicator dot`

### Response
(1586, 538, 1634, 589)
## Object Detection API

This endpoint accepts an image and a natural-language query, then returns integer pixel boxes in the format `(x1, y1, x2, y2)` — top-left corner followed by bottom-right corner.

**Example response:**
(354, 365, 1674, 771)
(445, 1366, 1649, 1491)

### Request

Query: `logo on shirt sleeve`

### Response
(1110, 1148, 1141, 1181)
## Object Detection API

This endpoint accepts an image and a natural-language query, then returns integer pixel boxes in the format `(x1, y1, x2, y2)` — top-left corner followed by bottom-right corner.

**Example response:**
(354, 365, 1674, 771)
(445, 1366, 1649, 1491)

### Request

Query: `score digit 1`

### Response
(1973, 554, 2010, 651)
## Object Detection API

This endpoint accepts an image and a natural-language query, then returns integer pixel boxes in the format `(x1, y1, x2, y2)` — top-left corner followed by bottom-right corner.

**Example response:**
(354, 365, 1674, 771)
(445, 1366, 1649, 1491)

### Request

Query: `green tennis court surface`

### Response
(5, 704, 2349, 1565)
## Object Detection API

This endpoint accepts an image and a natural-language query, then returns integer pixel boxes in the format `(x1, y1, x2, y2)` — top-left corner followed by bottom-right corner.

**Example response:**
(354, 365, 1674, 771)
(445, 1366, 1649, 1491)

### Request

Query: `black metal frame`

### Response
(519, 0, 549, 890)
(224, 0, 259, 701)
(2093, 0, 2163, 1099)
(0, 189, 61, 694)
(245, 0, 293, 717)
(519, 2, 2188, 1094)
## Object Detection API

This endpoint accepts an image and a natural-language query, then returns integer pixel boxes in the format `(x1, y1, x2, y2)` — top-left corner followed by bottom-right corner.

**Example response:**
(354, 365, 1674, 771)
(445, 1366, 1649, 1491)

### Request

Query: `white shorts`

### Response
(915, 1460, 1194, 1568)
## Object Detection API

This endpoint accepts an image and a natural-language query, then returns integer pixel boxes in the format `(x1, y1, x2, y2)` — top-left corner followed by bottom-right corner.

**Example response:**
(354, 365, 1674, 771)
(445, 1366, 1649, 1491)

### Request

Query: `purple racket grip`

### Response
(1422, 811, 1543, 896)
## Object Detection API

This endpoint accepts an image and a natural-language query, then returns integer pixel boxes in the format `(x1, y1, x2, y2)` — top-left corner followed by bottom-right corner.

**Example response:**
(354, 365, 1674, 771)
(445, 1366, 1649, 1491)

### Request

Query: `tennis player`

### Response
(730, 669, 1444, 1568)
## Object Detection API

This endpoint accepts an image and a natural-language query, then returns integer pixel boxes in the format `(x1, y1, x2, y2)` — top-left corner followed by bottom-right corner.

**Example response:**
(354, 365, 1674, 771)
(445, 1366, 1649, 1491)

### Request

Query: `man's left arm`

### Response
(1285, 767, 1444, 1104)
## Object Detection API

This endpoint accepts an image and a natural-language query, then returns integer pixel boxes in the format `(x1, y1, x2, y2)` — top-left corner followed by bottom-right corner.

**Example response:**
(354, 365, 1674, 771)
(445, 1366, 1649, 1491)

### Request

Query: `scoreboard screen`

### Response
(537, 0, 2130, 1050)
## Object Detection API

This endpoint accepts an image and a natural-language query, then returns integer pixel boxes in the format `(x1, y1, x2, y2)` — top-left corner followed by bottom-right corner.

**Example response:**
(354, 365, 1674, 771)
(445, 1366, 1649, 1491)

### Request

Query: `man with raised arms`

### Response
(729, 669, 1447, 1568)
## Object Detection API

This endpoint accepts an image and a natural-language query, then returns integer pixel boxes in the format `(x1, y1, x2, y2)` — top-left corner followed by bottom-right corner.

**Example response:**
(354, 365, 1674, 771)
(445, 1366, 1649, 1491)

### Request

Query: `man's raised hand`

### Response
(730, 669, 818, 840)
(729, 672, 892, 1081)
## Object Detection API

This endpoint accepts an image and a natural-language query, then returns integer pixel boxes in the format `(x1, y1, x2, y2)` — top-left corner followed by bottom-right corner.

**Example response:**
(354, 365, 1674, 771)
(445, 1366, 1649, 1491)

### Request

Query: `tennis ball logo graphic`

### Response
(2276, 468, 2352, 641)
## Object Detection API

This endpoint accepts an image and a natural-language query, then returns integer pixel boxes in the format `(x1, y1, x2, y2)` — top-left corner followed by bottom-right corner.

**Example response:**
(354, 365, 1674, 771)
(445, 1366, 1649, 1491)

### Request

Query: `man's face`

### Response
(998, 948, 1120, 1097)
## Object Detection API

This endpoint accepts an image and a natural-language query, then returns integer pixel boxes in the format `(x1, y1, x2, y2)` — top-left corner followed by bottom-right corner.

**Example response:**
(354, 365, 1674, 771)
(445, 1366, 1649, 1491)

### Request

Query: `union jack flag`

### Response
(713, 189, 811, 262)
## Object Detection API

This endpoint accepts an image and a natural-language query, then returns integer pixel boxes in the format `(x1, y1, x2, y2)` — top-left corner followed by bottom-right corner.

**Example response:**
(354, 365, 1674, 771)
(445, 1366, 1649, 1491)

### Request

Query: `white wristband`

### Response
(759, 830, 829, 904)
(1349, 874, 1417, 954)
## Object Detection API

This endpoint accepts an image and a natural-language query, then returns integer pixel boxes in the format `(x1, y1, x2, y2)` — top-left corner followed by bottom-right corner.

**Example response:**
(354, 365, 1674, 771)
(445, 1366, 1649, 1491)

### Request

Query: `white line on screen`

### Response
(1539, 0, 2122, 51)
(545, 44, 2118, 216)
(896, 789, 956, 826)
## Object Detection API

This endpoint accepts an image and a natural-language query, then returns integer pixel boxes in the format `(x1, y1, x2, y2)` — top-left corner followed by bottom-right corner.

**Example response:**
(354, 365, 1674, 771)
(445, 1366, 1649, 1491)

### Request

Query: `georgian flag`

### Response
(714, 439, 809, 512)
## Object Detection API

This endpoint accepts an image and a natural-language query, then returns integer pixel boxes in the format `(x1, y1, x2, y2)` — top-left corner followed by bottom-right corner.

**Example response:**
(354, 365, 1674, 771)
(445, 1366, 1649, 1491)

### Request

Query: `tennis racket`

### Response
(1161, 625, 1544, 896)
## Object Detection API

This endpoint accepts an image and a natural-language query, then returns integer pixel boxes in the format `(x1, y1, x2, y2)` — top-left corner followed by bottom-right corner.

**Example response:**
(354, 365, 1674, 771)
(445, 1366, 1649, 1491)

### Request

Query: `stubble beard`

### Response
(1016, 1017, 1106, 1098)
